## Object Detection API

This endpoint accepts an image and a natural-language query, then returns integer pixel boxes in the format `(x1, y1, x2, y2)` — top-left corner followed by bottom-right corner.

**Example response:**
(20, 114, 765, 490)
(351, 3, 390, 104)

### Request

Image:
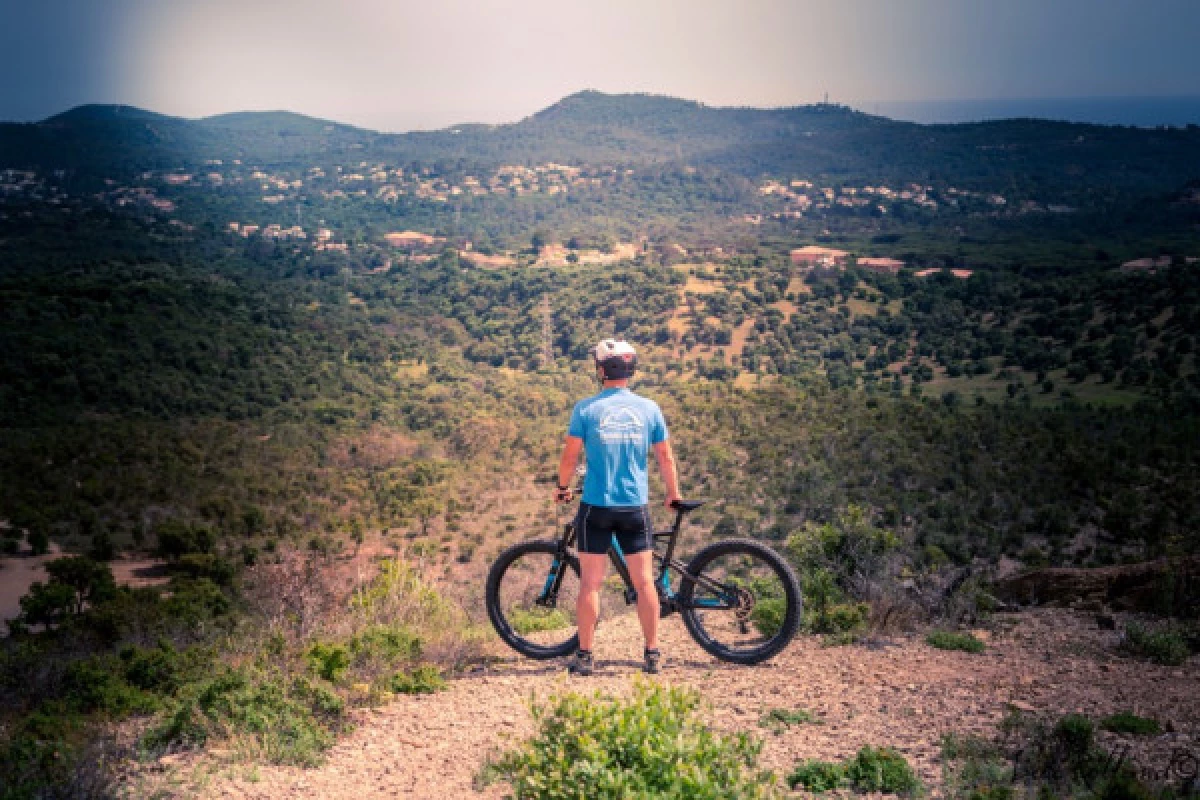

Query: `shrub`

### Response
(788, 745, 921, 796)
(827, 602, 869, 633)
(174, 553, 236, 586)
(759, 707, 821, 734)
(349, 624, 422, 665)
(143, 667, 344, 766)
(1099, 712, 1161, 736)
(27, 527, 50, 556)
(940, 733, 1012, 800)
(751, 597, 786, 637)
(155, 521, 214, 560)
(926, 629, 985, 653)
(307, 642, 351, 683)
(1121, 623, 1190, 666)
(788, 759, 845, 792)
(62, 657, 159, 715)
(120, 643, 182, 693)
(509, 607, 571, 635)
(844, 745, 922, 795)
(786, 506, 899, 595)
(489, 681, 779, 799)
(162, 577, 231, 621)
(389, 665, 445, 694)
(88, 530, 116, 562)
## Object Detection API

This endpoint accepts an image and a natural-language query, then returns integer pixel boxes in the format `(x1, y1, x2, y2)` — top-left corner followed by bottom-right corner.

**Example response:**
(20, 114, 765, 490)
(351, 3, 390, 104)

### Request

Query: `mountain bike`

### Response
(485, 485, 801, 665)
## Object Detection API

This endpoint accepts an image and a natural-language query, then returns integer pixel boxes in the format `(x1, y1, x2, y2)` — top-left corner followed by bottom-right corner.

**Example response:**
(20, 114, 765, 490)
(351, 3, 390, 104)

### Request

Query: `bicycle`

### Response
(485, 482, 802, 665)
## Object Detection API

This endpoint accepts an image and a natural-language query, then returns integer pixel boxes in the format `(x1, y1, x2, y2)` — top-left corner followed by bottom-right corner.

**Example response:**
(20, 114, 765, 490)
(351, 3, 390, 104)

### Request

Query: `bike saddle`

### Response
(671, 499, 705, 512)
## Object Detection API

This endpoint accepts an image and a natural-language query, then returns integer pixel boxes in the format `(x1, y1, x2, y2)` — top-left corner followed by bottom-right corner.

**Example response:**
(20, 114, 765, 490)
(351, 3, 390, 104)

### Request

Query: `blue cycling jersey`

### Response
(567, 388, 668, 507)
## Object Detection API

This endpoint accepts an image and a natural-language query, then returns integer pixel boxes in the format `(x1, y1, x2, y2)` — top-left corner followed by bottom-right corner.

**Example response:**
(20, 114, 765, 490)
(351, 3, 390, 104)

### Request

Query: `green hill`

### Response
(3, 92, 1198, 197)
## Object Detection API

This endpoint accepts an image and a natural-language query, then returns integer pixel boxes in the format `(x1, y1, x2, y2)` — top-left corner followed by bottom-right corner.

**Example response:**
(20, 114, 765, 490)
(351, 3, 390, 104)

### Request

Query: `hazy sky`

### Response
(2, 0, 1198, 130)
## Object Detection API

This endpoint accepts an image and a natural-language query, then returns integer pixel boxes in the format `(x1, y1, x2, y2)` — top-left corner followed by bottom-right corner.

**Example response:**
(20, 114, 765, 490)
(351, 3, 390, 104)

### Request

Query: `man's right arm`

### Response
(652, 440, 681, 508)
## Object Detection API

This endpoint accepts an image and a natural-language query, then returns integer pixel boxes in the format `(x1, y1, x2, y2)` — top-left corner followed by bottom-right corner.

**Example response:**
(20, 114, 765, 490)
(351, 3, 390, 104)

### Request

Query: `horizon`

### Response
(13, 90, 1200, 133)
(3, 0, 1199, 132)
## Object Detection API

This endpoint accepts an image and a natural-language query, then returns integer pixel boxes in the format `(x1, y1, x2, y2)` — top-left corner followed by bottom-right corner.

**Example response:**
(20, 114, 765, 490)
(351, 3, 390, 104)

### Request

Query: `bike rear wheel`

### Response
(679, 538, 801, 664)
(485, 540, 581, 660)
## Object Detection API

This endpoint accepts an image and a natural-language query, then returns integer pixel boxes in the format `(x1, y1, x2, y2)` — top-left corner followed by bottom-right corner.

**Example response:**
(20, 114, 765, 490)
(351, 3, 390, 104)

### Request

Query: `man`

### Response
(554, 338, 681, 675)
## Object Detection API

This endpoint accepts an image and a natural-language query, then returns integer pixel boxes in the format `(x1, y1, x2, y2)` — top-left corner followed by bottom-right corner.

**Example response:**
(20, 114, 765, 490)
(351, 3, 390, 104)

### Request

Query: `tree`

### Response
(27, 527, 49, 556)
(43, 556, 117, 614)
(17, 581, 76, 628)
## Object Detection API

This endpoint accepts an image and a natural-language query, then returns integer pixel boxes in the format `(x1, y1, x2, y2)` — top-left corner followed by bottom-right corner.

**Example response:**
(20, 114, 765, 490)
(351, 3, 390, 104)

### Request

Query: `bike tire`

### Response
(485, 540, 581, 660)
(679, 537, 802, 665)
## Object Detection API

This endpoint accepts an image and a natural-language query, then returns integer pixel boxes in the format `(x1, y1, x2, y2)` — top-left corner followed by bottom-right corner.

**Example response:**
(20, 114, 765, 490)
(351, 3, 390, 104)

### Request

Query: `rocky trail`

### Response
(137, 608, 1198, 798)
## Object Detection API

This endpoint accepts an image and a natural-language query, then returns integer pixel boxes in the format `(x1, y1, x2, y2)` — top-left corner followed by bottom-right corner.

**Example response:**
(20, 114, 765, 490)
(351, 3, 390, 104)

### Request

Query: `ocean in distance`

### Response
(863, 96, 1200, 128)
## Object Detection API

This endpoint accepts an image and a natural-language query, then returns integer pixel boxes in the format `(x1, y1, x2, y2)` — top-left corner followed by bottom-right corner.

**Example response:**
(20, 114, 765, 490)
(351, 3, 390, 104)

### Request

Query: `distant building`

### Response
(1121, 256, 1171, 272)
(384, 230, 442, 249)
(856, 257, 905, 274)
(790, 245, 850, 268)
(915, 268, 974, 279)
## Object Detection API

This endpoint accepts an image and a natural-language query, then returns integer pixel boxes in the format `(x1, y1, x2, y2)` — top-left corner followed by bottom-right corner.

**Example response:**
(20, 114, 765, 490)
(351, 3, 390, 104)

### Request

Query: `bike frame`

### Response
(536, 502, 739, 614)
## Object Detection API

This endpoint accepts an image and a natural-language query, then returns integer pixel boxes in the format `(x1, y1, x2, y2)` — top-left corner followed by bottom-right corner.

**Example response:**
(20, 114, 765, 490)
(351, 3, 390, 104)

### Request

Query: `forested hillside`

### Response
(1, 91, 1198, 797)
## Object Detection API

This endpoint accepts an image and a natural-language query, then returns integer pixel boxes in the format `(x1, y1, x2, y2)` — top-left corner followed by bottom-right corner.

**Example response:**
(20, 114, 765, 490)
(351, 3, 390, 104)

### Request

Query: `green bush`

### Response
(987, 710, 1169, 800)
(27, 527, 49, 556)
(827, 602, 869, 633)
(1121, 623, 1190, 666)
(349, 624, 422, 665)
(751, 597, 786, 637)
(759, 707, 821, 734)
(926, 629, 985, 653)
(844, 745, 922, 795)
(940, 733, 1013, 800)
(788, 745, 921, 796)
(119, 643, 182, 693)
(389, 665, 445, 694)
(173, 553, 236, 586)
(143, 667, 344, 766)
(1099, 711, 1161, 736)
(508, 607, 571, 635)
(307, 642, 351, 683)
(62, 657, 160, 715)
(162, 576, 231, 621)
(155, 521, 214, 560)
(489, 681, 779, 799)
(1053, 714, 1095, 761)
(788, 759, 845, 792)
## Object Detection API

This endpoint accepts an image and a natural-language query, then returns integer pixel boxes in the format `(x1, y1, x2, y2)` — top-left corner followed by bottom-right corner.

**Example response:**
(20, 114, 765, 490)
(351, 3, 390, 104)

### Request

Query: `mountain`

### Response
(2, 91, 1199, 194)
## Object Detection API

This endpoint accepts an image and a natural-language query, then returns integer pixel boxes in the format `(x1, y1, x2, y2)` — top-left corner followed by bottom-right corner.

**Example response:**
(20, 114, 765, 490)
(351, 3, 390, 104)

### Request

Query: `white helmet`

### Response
(593, 338, 638, 379)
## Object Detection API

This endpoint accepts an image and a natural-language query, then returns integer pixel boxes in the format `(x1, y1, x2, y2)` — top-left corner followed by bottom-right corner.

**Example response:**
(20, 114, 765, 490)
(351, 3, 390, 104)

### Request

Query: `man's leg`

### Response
(576, 553, 608, 652)
(625, 551, 659, 651)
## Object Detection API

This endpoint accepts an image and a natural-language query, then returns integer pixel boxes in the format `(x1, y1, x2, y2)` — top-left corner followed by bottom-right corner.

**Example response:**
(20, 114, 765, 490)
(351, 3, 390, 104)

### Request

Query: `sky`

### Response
(1, 0, 1198, 131)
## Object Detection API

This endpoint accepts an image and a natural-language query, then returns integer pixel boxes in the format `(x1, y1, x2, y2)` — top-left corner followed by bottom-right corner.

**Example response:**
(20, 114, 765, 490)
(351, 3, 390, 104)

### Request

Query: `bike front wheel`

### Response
(679, 538, 802, 664)
(485, 540, 581, 660)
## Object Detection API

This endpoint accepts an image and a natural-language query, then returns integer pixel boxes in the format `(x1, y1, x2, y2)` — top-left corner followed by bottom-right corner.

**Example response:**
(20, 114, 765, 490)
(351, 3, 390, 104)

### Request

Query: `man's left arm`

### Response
(555, 436, 584, 503)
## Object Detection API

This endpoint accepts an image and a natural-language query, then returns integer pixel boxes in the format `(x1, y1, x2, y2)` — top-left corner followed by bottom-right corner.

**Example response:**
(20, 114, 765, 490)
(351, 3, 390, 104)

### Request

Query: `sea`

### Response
(863, 96, 1200, 128)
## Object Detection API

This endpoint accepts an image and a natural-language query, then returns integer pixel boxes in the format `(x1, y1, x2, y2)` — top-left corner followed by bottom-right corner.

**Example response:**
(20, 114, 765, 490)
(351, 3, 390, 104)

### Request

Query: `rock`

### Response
(992, 557, 1200, 613)
(1095, 613, 1117, 630)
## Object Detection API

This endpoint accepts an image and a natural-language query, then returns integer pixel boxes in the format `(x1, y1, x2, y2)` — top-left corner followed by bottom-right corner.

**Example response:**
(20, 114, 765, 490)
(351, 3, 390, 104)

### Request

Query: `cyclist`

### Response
(553, 338, 681, 675)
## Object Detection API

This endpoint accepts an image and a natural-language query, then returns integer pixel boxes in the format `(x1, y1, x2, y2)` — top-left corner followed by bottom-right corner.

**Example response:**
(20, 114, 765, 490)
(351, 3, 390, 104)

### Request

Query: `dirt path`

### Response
(0, 543, 63, 625)
(144, 608, 1198, 798)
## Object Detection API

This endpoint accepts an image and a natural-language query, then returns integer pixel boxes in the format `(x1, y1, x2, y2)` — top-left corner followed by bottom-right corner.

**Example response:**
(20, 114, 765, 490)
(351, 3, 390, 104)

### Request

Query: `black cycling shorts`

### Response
(573, 502, 653, 555)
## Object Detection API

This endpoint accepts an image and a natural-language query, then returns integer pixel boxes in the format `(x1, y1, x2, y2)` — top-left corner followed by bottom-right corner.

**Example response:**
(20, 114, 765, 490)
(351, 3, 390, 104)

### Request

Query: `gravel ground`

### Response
(128, 607, 1198, 798)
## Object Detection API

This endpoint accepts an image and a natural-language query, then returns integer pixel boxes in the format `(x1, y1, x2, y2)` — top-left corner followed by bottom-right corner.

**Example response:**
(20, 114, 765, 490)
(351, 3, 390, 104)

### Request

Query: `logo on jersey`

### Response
(597, 406, 644, 444)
